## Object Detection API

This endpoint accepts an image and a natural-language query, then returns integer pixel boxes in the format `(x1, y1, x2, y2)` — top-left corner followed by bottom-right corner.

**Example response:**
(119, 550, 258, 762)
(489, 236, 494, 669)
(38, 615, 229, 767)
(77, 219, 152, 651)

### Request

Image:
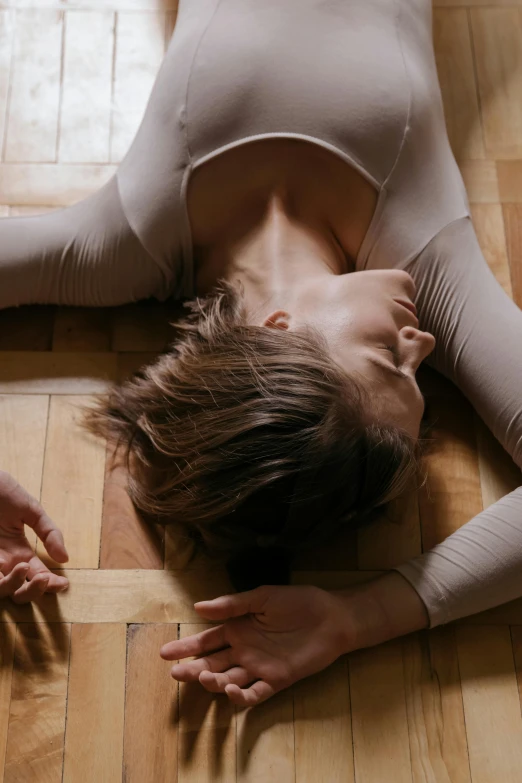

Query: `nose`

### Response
(399, 326, 436, 370)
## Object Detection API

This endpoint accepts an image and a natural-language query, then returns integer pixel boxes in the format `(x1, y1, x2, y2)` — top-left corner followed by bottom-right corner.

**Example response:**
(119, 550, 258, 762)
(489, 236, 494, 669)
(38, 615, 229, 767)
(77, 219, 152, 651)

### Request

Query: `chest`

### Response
(186, 138, 379, 267)
(185, 0, 410, 184)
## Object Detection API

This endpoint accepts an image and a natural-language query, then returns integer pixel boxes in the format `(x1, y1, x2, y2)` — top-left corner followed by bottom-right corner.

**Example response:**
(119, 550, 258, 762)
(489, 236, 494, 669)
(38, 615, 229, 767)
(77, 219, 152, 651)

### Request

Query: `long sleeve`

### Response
(394, 216, 522, 626)
(0, 175, 173, 309)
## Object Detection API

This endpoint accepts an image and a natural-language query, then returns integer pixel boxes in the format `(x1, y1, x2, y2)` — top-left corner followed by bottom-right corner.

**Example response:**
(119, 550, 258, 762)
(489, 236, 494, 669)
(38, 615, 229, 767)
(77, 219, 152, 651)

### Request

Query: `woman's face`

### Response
(266, 270, 436, 437)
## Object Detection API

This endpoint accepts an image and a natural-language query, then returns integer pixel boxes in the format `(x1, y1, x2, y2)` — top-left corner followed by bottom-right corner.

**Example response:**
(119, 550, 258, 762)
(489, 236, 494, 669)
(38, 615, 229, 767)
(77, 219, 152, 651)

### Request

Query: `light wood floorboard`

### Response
(1, 2, 522, 780)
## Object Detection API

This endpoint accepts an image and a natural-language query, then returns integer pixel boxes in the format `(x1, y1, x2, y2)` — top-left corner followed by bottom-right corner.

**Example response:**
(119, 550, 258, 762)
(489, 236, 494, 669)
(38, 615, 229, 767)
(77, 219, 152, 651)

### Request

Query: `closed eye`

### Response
(373, 346, 409, 380)
(385, 345, 401, 368)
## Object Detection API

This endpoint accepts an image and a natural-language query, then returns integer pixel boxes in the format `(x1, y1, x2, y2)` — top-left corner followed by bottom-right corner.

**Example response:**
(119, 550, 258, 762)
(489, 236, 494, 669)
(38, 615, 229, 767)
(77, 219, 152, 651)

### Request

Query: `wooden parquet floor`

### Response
(2, 1, 522, 781)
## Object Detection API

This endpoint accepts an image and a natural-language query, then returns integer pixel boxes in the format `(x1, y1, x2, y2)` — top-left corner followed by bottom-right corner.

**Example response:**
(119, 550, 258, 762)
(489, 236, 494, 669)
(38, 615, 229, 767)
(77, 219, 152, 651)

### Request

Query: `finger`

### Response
(25, 556, 69, 593)
(11, 573, 50, 605)
(225, 680, 276, 707)
(199, 666, 253, 694)
(0, 562, 30, 598)
(37, 573, 69, 593)
(24, 506, 69, 564)
(194, 586, 270, 621)
(170, 648, 236, 683)
(0, 476, 68, 563)
(160, 625, 227, 661)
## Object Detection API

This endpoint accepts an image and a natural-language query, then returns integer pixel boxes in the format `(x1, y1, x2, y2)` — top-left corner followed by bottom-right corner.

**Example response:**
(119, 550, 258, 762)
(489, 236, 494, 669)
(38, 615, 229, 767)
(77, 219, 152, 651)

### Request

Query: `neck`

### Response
(195, 191, 348, 322)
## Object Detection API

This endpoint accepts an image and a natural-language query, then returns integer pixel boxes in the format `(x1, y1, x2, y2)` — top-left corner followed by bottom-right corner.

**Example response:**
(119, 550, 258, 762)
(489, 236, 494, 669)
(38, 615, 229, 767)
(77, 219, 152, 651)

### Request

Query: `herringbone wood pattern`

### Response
(1, 2, 522, 781)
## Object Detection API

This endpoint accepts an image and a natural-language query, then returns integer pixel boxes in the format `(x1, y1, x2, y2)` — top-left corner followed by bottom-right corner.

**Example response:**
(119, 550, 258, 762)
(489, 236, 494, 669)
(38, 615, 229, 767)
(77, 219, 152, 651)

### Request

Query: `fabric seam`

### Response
(403, 214, 473, 276)
(114, 174, 170, 281)
(358, 0, 412, 270)
(383, 0, 413, 191)
(183, 0, 225, 167)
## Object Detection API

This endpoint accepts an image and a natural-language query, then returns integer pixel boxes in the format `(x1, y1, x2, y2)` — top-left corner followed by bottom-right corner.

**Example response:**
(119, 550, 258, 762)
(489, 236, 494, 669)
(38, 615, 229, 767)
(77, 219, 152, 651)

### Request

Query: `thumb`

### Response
(194, 586, 270, 620)
(24, 504, 69, 564)
(40, 526, 69, 564)
(6, 480, 69, 564)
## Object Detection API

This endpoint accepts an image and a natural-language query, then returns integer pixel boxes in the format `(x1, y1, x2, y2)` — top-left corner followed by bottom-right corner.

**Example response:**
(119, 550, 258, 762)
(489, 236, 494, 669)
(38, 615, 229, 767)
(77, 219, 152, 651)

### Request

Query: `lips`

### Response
(394, 299, 419, 325)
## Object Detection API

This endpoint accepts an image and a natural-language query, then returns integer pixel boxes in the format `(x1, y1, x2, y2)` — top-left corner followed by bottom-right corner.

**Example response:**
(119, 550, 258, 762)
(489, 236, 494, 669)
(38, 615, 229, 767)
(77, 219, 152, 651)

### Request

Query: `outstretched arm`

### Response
(394, 216, 522, 626)
(159, 574, 428, 707)
(0, 175, 173, 309)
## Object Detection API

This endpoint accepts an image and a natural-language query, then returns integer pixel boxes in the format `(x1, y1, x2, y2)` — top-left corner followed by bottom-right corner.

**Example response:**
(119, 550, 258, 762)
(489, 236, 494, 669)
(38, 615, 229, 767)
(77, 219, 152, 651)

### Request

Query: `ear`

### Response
(262, 310, 291, 330)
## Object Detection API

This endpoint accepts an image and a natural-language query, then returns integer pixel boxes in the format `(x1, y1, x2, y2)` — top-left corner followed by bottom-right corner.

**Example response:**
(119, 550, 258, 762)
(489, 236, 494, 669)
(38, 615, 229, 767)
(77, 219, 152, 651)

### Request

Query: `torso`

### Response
(117, 0, 467, 299)
(187, 138, 378, 281)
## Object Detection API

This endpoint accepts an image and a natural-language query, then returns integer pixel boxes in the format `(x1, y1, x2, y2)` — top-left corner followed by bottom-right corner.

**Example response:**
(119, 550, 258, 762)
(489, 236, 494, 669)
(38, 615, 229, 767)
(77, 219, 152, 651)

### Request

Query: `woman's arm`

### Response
(159, 574, 429, 707)
(394, 216, 522, 626)
(0, 175, 172, 309)
(334, 571, 430, 645)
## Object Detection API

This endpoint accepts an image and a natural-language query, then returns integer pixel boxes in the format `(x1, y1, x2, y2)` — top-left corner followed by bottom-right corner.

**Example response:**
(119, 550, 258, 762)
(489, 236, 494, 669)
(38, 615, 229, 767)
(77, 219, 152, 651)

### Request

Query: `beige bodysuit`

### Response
(1, 0, 521, 626)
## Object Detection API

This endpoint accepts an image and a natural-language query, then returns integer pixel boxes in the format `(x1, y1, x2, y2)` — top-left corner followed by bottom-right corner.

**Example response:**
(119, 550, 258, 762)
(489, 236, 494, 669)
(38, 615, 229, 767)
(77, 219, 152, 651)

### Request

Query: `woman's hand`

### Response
(160, 584, 357, 707)
(0, 470, 69, 603)
(160, 572, 430, 707)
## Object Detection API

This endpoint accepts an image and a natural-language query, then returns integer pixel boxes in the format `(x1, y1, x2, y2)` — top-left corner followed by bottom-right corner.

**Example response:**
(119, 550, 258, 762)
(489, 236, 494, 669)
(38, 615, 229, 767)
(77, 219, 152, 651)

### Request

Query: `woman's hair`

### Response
(85, 282, 420, 560)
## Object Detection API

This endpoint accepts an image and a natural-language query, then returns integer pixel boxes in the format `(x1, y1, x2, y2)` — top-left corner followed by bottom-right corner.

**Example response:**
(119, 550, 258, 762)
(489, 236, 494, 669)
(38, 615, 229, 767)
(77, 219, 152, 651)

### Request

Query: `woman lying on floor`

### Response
(1, 0, 521, 706)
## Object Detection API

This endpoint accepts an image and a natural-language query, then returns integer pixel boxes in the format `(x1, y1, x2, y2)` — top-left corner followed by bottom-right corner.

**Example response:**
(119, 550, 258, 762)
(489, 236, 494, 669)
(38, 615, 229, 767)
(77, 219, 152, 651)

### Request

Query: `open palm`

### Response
(160, 584, 354, 706)
(0, 471, 69, 603)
